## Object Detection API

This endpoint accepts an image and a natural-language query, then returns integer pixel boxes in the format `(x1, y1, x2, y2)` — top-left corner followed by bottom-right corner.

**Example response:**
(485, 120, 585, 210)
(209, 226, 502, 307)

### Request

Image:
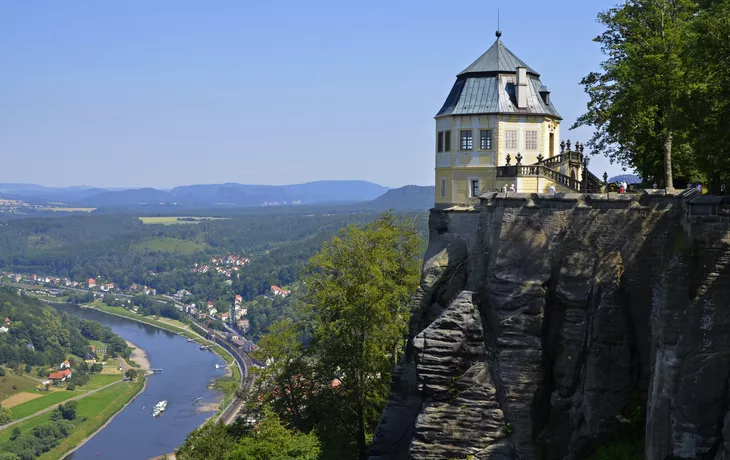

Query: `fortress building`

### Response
(434, 31, 599, 207)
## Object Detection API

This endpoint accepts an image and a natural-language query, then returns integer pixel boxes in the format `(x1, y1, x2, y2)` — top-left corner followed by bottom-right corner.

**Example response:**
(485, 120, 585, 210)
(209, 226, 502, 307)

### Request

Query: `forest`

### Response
(0, 288, 130, 369)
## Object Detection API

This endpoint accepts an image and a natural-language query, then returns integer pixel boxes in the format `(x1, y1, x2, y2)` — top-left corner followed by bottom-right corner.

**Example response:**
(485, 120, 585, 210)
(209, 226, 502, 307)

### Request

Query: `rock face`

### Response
(370, 192, 730, 460)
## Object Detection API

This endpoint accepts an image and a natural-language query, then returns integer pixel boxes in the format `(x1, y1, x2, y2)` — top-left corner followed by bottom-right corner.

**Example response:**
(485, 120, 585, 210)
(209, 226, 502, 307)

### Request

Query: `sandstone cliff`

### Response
(370, 191, 730, 460)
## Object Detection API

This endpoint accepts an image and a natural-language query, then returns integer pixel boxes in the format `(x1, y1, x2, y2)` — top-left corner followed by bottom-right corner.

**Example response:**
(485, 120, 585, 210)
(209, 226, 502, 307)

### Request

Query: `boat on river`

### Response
(152, 400, 168, 417)
(187, 338, 195, 342)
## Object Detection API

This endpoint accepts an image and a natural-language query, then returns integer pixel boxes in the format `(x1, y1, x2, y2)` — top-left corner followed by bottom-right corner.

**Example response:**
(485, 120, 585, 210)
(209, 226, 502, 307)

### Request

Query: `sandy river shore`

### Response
(125, 340, 151, 370)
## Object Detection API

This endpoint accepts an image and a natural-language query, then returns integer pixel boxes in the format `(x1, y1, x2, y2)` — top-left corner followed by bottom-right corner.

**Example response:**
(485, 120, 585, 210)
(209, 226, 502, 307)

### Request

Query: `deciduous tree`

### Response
(574, 0, 699, 189)
(303, 212, 422, 459)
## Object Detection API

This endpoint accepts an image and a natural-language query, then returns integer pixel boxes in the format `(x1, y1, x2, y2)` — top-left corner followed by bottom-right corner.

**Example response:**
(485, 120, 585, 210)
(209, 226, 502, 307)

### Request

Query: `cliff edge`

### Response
(370, 190, 730, 460)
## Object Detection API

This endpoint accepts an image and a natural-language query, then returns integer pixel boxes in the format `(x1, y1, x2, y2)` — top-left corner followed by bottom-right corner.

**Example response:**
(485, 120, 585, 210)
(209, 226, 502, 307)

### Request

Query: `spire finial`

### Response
(496, 10, 502, 38)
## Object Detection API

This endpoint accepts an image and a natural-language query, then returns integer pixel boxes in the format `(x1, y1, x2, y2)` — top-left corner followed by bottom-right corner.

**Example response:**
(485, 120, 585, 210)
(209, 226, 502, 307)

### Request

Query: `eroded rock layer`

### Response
(370, 192, 730, 460)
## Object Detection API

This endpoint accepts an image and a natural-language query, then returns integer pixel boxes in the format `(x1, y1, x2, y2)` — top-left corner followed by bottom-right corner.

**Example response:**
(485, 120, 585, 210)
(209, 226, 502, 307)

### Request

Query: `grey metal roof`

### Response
(458, 37, 539, 77)
(435, 74, 561, 118)
(436, 37, 561, 119)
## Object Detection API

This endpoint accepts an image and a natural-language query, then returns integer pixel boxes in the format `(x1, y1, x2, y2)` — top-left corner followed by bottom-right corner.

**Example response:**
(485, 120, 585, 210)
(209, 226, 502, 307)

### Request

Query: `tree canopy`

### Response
(575, 0, 730, 190)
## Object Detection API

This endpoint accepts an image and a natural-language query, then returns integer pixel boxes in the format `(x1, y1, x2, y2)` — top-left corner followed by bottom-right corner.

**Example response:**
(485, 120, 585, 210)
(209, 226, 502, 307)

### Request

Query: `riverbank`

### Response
(72, 303, 242, 415)
(125, 339, 151, 370)
(0, 380, 145, 459)
(45, 379, 145, 460)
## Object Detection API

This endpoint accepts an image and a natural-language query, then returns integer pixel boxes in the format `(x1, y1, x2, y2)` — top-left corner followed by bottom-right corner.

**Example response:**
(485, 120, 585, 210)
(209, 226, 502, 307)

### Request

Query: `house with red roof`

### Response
(271, 285, 291, 297)
(88, 278, 96, 288)
(49, 368, 72, 383)
(60, 360, 71, 369)
(234, 295, 242, 305)
(4, 317, 10, 325)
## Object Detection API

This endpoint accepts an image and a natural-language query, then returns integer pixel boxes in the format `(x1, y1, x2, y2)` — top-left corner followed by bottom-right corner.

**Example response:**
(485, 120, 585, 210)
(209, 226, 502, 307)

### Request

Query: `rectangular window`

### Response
(440, 178, 446, 198)
(460, 130, 473, 150)
(525, 130, 538, 150)
(506, 130, 518, 150)
(470, 179, 480, 198)
(437, 131, 444, 153)
(549, 132, 555, 156)
(444, 131, 451, 151)
(479, 130, 493, 150)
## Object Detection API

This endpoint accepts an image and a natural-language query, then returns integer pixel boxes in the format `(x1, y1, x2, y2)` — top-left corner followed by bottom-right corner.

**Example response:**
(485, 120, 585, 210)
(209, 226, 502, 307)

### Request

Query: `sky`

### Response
(0, 0, 630, 189)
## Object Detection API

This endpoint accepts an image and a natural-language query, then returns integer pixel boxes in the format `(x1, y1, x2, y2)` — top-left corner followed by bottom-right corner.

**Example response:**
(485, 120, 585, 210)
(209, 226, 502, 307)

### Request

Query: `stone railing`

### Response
(537, 150, 583, 169)
(496, 164, 585, 191)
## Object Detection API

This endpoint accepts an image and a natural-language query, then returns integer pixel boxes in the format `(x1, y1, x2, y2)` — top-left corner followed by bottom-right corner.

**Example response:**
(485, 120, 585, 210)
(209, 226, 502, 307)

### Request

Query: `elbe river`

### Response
(52, 304, 227, 460)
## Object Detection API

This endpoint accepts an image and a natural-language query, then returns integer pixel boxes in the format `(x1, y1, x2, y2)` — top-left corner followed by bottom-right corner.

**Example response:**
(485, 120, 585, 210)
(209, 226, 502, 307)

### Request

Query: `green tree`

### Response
(574, 0, 699, 189)
(59, 401, 77, 420)
(0, 406, 11, 424)
(125, 369, 139, 381)
(10, 427, 21, 441)
(227, 406, 320, 460)
(250, 319, 312, 430)
(176, 421, 234, 460)
(685, 0, 730, 189)
(303, 212, 422, 459)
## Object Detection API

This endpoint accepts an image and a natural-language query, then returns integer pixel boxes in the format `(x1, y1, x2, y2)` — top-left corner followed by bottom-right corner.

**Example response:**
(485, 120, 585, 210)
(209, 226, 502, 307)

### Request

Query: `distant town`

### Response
(0, 253, 293, 338)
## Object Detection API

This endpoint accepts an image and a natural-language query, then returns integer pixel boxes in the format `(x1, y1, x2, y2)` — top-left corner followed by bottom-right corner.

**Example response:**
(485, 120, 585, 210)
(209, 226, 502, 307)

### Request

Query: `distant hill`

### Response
(608, 174, 642, 184)
(0, 180, 389, 209)
(0, 184, 106, 203)
(365, 185, 434, 210)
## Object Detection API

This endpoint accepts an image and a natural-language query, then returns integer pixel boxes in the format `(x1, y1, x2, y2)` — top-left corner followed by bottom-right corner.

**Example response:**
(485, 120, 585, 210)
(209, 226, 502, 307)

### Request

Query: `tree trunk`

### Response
(357, 404, 367, 460)
(664, 111, 675, 191)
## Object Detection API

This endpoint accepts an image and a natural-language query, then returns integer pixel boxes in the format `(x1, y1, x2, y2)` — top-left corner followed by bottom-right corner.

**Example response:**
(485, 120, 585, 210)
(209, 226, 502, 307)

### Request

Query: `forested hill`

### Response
(0, 210, 428, 303)
(363, 185, 434, 210)
(0, 288, 130, 368)
(0, 181, 389, 208)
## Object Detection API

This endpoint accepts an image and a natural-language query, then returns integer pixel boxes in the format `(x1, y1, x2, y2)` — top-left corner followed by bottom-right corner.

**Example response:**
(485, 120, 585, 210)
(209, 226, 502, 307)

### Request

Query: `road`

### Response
(0, 379, 124, 431)
(188, 321, 254, 425)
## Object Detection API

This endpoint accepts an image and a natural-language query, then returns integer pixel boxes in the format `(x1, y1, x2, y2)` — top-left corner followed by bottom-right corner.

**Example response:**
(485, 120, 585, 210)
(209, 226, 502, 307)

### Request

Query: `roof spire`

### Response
(496, 10, 502, 38)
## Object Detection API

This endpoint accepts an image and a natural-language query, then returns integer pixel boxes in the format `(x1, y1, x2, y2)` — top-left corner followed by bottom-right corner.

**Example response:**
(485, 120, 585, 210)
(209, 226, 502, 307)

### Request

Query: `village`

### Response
(0, 252, 293, 337)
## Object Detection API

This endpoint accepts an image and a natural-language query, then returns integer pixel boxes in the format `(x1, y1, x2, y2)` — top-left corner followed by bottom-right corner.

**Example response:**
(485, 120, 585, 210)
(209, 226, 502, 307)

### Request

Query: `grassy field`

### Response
(84, 374, 121, 390)
(9, 390, 81, 419)
(37, 380, 143, 460)
(90, 302, 195, 336)
(131, 237, 207, 254)
(0, 380, 143, 458)
(0, 367, 42, 398)
(139, 216, 227, 225)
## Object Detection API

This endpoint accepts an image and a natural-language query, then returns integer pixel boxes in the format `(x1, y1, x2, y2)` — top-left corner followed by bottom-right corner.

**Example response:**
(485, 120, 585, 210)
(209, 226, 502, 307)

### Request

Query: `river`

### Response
(52, 304, 227, 460)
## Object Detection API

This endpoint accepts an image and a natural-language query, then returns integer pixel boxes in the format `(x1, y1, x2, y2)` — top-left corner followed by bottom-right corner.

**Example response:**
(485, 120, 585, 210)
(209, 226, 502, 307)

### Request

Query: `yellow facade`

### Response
(434, 115, 563, 206)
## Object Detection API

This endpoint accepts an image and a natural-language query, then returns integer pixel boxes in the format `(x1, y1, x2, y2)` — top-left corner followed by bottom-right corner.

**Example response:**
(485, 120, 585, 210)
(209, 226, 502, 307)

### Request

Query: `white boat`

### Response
(152, 400, 168, 417)
(215, 364, 224, 369)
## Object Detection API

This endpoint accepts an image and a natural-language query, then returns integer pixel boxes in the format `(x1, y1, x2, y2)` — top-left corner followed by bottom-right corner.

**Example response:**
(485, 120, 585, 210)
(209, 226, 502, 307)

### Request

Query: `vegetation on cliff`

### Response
(179, 212, 423, 459)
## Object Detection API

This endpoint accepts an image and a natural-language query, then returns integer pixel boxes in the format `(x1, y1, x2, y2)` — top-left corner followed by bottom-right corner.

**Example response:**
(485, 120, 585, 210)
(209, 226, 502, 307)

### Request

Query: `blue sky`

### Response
(0, 0, 628, 189)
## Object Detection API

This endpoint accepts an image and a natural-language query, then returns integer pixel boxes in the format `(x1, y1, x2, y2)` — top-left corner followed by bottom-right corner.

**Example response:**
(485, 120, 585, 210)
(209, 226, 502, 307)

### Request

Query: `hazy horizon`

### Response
(1, 0, 628, 188)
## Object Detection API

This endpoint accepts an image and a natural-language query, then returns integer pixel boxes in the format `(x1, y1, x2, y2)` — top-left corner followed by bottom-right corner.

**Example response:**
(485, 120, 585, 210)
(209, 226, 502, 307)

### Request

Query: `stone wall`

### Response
(370, 190, 730, 460)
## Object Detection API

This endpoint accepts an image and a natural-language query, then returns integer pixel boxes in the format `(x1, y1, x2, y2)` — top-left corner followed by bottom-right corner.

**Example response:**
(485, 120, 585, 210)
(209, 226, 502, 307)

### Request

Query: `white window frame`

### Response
(506, 130, 518, 150)
(525, 130, 538, 151)
(479, 129, 493, 151)
(460, 129, 473, 151)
